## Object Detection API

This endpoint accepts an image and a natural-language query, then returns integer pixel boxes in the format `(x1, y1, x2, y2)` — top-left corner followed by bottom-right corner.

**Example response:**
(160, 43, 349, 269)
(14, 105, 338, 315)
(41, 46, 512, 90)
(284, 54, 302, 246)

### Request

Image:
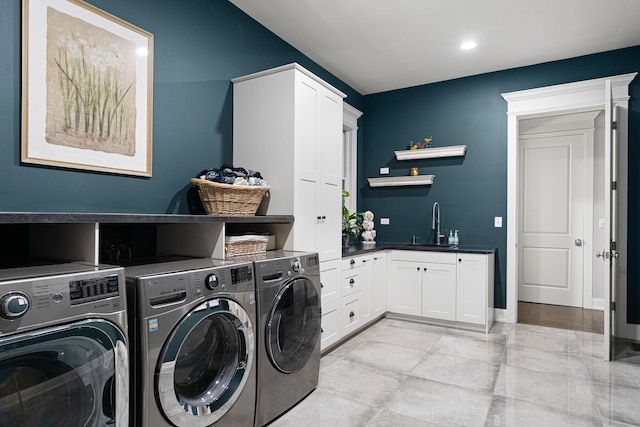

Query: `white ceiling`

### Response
(229, 0, 640, 95)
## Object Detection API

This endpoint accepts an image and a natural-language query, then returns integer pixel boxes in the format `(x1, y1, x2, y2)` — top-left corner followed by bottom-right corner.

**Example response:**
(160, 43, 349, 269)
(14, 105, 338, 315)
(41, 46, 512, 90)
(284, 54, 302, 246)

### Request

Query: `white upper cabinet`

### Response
(232, 64, 345, 263)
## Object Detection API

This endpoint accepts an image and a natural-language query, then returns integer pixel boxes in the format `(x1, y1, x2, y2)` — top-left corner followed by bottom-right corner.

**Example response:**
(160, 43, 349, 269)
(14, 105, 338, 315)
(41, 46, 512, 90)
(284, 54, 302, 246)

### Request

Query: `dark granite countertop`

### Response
(0, 212, 294, 224)
(342, 242, 497, 257)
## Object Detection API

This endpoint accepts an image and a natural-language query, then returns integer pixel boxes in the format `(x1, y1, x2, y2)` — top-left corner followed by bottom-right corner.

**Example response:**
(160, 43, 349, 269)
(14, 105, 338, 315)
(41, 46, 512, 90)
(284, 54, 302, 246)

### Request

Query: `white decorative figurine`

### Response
(361, 210, 376, 243)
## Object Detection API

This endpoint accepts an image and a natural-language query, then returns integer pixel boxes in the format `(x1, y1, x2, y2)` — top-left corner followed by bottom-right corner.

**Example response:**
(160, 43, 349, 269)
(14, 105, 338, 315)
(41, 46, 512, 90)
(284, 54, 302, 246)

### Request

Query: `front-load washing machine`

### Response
(125, 258, 256, 427)
(250, 251, 322, 426)
(0, 262, 129, 427)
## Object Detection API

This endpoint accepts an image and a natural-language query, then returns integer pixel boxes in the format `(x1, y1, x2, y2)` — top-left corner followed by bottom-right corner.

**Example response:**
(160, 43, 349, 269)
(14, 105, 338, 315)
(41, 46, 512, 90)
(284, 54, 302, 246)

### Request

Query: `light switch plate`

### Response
(380, 218, 390, 225)
(379, 167, 390, 175)
(494, 216, 502, 228)
(599, 218, 606, 228)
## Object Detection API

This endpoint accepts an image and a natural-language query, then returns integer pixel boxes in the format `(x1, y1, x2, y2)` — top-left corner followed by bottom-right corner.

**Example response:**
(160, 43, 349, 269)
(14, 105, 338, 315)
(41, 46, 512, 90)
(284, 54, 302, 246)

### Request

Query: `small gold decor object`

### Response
(409, 167, 420, 176)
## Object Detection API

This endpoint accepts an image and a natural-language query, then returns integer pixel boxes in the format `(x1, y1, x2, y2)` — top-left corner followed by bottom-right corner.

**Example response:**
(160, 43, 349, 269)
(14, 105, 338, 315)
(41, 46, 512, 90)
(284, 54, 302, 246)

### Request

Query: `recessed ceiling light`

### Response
(460, 41, 477, 50)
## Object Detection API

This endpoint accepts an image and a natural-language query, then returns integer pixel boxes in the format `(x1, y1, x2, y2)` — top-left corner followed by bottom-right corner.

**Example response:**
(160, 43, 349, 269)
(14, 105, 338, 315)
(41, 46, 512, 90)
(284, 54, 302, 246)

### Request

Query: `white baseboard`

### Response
(494, 308, 509, 323)
(620, 323, 640, 340)
(591, 298, 605, 310)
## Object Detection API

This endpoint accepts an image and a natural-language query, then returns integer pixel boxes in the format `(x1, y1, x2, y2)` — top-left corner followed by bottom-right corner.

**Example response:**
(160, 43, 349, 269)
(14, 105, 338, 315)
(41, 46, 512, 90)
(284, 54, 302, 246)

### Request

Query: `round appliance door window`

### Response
(266, 277, 321, 374)
(157, 298, 254, 427)
(0, 320, 128, 427)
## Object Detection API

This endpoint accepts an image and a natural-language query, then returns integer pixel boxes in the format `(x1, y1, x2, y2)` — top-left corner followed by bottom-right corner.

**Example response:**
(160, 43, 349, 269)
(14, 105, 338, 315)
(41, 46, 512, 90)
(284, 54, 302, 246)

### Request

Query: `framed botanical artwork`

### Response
(21, 0, 154, 177)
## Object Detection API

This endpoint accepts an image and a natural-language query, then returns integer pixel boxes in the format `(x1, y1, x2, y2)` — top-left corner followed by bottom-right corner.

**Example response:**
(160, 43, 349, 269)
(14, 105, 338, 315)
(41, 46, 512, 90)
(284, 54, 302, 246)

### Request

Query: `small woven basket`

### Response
(190, 178, 270, 216)
(225, 235, 269, 257)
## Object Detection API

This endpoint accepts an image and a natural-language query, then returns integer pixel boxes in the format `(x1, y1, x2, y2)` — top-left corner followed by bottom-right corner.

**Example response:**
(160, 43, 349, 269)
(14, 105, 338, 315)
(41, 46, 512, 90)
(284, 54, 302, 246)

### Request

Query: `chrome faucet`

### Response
(432, 202, 445, 245)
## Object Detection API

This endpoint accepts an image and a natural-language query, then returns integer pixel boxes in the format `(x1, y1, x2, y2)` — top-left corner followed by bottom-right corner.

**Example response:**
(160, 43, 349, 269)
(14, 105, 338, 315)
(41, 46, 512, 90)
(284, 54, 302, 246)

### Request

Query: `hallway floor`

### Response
(272, 318, 640, 426)
(517, 301, 604, 334)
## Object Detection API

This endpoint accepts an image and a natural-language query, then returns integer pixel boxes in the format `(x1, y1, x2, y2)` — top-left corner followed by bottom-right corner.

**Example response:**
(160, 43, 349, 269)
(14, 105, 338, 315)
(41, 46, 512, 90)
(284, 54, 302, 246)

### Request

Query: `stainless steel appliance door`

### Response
(157, 298, 254, 427)
(266, 277, 321, 374)
(0, 319, 128, 427)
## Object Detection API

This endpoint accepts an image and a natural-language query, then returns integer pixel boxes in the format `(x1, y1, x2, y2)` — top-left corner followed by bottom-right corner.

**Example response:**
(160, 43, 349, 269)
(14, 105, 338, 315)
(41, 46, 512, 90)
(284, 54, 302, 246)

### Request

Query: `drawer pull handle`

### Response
(349, 311, 355, 318)
(416, 267, 420, 271)
(349, 278, 355, 285)
(321, 327, 324, 333)
(350, 259, 355, 265)
(424, 268, 427, 271)
(321, 282, 324, 288)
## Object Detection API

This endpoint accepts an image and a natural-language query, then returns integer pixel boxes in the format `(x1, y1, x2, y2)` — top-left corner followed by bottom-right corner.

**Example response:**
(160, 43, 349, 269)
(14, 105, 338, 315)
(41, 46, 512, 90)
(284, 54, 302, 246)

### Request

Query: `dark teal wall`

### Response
(362, 46, 640, 318)
(0, 0, 363, 213)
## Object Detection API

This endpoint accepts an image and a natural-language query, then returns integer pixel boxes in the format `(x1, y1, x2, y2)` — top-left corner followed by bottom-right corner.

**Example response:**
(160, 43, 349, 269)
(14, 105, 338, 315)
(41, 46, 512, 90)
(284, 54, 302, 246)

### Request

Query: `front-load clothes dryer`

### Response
(0, 262, 129, 427)
(125, 258, 257, 427)
(249, 251, 322, 427)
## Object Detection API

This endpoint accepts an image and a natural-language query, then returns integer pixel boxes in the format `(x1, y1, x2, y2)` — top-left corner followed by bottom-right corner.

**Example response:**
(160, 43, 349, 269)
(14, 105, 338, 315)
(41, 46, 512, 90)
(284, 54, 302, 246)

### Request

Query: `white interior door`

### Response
(518, 132, 586, 307)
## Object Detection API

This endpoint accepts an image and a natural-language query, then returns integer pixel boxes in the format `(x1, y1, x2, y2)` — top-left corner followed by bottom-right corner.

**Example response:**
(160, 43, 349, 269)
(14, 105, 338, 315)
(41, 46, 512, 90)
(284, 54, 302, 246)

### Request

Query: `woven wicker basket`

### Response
(190, 178, 270, 216)
(225, 235, 269, 257)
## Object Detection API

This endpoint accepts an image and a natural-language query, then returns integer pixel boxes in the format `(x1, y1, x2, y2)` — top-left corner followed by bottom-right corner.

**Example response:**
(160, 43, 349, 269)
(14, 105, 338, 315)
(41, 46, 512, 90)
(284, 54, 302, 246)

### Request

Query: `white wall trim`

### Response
(501, 73, 637, 326)
(343, 103, 362, 213)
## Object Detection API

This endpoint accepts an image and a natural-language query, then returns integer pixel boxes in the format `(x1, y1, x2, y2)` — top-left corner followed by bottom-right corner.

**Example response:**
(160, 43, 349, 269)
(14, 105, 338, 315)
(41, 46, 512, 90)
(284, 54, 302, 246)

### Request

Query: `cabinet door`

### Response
(321, 300, 341, 351)
(317, 181, 341, 261)
(456, 254, 487, 325)
(371, 253, 387, 317)
(317, 89, 343, 186)
(320, 259, 340, 305)
(422, 262, 457, 321)
(292, 177, 318, 252)
(359, 256, 374, 324)
(389, 260, 422, 316)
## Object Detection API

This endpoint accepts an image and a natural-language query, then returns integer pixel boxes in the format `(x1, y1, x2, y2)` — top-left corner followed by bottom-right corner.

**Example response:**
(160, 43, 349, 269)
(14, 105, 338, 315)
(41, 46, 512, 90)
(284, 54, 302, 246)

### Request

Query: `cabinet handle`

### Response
(423, 267, 427, 271)
(349, 278, 355, 285)
(317, 216, 321, 220)
(459, 259, 462, 262)
(321, 327, 324, 333)
(350, 259, 355, 265)
(349, 311, 355, 318)
(321, 282, 324, 288)
(416, 267, 420, 271)
(362, 259, 367, 263)
(321, 215, 326, 220)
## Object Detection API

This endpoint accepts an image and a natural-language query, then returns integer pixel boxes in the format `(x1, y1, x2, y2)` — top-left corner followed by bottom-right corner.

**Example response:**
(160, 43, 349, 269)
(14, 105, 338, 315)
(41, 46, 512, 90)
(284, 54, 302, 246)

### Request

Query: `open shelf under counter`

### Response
(367, 175, 435, 187)
(394, 145, 467, 161)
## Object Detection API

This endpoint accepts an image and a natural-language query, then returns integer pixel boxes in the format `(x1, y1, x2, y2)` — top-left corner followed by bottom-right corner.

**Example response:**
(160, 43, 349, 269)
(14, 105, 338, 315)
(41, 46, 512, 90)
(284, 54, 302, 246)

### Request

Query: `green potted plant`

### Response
(342, 190, 362, 246)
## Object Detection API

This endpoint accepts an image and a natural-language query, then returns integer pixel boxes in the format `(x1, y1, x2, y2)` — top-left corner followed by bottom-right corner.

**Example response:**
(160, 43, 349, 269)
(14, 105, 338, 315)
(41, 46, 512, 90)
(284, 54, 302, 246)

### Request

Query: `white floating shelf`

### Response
(394, 145, 467, 161)
(368, 175, 435, 187)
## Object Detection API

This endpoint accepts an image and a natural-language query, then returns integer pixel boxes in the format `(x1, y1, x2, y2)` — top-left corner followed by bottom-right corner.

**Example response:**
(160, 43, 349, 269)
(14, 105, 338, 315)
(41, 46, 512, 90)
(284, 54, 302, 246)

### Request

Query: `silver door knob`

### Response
(596, 251, 603, 258)
(575, 238, 583, 247)
(612, 252, 620, 259)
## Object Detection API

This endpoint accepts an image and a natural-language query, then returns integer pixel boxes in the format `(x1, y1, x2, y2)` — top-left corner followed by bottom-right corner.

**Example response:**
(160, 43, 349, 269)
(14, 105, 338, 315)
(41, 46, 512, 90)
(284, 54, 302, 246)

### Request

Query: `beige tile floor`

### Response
(271, 318, 640, 427)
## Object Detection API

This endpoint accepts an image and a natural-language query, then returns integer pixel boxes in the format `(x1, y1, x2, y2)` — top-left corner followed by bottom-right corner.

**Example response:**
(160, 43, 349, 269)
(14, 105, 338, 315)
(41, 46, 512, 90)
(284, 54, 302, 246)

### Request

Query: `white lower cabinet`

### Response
(321, 251, 388, 352)
(320, 259, 341, 351)
(456, 253, 495, 332)
(390, 250, 494, 332)
(423, 262, 457, 321)
(320, 300, 341, 349)
(389, 260, 423, 316)
(371, 253, 387, 317)
(389, 251, 456, 320)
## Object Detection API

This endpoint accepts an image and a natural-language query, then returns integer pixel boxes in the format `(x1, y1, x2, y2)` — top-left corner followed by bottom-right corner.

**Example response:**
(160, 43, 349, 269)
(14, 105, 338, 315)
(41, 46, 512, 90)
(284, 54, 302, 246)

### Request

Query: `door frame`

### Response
(501, 73, 636, 332)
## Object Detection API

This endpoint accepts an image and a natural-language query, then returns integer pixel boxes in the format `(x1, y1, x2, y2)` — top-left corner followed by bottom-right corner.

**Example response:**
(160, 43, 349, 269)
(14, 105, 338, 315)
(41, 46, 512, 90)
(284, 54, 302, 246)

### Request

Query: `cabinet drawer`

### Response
(342, 295, 361, 335)
(321, 300, 341, 351)
(341, 270, 362, 297)
(391, 250, 456, 264)
(342, 256, 366, 271)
